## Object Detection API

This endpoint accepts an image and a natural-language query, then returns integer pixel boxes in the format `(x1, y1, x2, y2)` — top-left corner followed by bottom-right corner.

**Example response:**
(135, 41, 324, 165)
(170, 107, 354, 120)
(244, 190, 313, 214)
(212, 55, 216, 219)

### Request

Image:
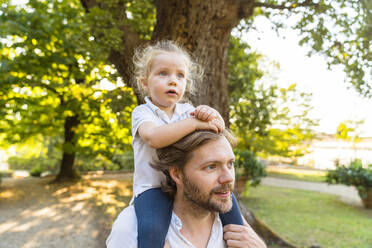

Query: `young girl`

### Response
(131, 40, 243, 248)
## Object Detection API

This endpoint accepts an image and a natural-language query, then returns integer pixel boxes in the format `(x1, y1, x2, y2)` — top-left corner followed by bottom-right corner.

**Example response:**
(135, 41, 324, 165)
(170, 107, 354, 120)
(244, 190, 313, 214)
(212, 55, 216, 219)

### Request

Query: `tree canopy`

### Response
(0, 0, 136, 180)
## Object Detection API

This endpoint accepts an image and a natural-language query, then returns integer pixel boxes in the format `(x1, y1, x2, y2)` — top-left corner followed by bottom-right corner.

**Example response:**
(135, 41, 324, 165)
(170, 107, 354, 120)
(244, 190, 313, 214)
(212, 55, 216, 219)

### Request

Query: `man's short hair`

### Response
(150, 130, 237, 197)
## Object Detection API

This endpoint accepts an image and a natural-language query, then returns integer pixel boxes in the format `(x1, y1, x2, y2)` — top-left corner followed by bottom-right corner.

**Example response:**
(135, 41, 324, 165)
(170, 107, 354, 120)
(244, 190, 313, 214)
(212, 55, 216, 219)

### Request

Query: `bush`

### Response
(112, 150, 134, 171)
(326, 159, 372, 198)
(30, 166, 42, 177)
(7, 156, 59, 175)
(75, 150, 134, 172)
(234, 149, 266, 187)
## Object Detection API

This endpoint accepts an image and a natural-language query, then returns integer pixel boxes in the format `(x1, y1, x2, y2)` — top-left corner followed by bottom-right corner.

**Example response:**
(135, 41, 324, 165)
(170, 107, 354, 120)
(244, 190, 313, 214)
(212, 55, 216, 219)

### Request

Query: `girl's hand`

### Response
(190, 105, 225, 131)
(223, 223, 267, 248)
(191, 105, 217, 121)
(192, 117, 219, 133)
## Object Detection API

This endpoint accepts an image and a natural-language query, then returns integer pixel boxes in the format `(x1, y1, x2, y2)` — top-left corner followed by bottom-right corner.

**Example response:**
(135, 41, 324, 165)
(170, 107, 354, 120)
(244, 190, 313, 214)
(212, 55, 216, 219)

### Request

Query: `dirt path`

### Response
(0, 173, 133, 248)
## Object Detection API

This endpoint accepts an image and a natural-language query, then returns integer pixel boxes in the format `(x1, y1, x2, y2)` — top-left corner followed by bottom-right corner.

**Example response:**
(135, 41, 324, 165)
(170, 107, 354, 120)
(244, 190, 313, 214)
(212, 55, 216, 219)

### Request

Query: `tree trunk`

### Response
(152, 0, 241, 124)
(55, 115, 81, 182)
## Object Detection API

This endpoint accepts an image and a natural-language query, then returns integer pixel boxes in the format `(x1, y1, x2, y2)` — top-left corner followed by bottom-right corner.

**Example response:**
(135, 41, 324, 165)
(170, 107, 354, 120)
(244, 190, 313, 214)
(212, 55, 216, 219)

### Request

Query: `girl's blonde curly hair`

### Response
(132, 40, 203, 100)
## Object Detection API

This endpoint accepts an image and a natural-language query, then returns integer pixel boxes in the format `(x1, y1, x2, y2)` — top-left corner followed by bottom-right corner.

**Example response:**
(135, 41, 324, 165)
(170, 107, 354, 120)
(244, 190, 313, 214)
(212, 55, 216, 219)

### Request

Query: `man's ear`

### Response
(169, 166, 182, 185)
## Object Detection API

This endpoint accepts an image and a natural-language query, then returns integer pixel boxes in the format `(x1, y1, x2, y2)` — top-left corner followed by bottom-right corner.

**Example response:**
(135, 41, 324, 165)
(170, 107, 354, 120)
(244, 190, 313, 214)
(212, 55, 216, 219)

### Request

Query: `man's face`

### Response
(180, 136, 235, 213)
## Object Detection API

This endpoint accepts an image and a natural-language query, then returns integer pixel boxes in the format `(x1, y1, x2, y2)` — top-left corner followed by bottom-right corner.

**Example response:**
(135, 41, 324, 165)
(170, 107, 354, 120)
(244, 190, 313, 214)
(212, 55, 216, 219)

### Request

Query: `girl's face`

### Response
(142, 52, 187, 115)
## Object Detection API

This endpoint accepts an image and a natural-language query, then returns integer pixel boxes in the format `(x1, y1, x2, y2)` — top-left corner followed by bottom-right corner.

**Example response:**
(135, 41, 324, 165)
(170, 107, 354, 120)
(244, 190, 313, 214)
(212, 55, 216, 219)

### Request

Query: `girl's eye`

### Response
(177, 73, 184, 78)
(159, 71, 167, 76)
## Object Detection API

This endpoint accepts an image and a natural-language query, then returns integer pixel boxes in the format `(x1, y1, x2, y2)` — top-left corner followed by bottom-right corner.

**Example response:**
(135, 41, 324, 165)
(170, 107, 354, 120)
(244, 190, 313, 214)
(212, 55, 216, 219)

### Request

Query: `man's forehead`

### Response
(189, 136, 234, 162)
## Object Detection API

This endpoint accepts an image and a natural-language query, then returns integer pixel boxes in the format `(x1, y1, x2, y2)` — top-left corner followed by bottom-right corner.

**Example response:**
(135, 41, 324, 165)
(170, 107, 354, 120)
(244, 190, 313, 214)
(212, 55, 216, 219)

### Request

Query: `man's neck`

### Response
(173, 193, 216, 248)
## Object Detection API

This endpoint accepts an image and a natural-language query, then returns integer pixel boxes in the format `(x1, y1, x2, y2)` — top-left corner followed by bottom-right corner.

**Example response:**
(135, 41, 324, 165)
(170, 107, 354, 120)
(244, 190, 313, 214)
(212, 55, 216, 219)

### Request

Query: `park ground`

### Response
(1, 169, 372, 248)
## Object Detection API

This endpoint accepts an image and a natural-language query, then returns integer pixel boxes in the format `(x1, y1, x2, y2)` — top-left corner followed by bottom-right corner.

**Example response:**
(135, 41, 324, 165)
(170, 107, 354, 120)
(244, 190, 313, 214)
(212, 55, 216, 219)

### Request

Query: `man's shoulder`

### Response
(106, 205, 137, 248)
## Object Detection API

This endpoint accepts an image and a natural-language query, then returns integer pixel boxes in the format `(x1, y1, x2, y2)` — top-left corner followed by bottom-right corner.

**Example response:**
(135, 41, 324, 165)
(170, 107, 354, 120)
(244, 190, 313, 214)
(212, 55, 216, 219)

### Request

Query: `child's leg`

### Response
(219, 193, 244, 226)
(134, 188, 173, 248)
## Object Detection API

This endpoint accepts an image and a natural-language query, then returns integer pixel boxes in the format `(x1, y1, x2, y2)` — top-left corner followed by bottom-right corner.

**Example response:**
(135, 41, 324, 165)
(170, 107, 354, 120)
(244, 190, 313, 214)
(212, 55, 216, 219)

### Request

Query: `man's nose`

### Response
(218, 165, 234, 184)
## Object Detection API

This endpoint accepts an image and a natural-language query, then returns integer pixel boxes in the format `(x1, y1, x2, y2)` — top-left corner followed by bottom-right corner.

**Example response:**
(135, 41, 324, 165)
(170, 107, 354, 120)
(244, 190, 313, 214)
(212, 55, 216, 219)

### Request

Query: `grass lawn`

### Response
(266, 166, 327, 183)
(243, 185, 372, 248)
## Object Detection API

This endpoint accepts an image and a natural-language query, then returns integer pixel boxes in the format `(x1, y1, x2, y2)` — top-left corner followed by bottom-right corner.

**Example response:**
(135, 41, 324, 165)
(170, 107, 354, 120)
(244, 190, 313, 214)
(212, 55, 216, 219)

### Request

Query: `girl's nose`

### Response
(168, 75, 178, 86)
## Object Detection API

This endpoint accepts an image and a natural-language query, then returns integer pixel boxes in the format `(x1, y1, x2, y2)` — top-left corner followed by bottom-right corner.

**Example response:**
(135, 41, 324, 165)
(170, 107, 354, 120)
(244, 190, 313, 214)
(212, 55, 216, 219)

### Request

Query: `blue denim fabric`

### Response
(219, 193, 244, 226)
(134, 188, 173, 248)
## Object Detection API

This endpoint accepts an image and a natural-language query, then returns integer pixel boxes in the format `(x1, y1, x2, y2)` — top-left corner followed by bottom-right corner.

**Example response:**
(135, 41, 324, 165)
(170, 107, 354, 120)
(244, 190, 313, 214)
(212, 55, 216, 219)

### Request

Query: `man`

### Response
(107, 130, 266, 248)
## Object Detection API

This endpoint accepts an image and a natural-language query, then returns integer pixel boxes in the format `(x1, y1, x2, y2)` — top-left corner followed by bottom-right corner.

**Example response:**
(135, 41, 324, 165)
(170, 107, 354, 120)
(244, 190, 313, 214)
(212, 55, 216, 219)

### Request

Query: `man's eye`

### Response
(228, 161, 235, 168)
(159, 71, 167, 76)
(205, 165, 216, 170)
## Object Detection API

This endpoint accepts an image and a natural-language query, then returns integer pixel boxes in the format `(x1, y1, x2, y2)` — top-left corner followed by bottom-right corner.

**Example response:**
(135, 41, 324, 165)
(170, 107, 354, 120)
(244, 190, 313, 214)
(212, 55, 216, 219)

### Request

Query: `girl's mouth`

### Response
(166, 89, 177, 95)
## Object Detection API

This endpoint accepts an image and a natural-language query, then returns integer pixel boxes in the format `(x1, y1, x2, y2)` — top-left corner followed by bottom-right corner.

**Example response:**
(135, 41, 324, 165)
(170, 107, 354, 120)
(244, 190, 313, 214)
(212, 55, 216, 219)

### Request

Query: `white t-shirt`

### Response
(106, 205, 227, 248)
(131, 97, 194, 199)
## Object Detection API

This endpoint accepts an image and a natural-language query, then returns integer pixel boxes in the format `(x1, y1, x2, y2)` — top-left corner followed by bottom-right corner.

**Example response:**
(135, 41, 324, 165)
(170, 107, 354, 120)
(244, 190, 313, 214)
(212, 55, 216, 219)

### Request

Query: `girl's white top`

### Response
(131, 97, 194, 200)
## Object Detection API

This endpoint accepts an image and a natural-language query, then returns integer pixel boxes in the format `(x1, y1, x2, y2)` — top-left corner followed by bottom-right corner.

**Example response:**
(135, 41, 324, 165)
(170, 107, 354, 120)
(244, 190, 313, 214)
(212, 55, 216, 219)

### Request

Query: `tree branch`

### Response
(253, 0, 318, 10)
(239, 0, 256, 19)
(80, 0, 144, 102)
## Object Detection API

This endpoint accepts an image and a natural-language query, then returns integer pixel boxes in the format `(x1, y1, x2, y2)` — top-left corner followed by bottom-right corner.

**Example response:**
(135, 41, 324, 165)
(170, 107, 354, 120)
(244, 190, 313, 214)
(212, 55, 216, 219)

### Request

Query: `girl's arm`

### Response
(138, 117, 219, 148)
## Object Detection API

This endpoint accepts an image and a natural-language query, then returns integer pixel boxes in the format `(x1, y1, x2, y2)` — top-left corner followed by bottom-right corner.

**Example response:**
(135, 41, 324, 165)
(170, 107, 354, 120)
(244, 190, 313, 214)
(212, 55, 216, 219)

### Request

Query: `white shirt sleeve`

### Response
(106, 206, 138, 248)
(131, 105, 157, 140)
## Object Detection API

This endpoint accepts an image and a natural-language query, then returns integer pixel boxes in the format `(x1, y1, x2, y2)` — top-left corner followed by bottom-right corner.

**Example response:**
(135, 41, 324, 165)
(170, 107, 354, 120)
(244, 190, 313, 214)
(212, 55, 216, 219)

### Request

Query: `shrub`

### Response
(234, 149, 266, 187)
(112, 150, 134, 171)
(8, 156, 59, 171)
(8, 156, 59, 175)
(75, 150, 134, 172)
(30, 166, 42, 177)
(326, 159, 372, 198)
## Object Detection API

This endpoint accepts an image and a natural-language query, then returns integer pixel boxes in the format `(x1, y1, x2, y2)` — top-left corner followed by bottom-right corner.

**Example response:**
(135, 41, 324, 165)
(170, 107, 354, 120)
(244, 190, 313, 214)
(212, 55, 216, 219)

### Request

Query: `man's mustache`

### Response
(210, 183, 234, 194)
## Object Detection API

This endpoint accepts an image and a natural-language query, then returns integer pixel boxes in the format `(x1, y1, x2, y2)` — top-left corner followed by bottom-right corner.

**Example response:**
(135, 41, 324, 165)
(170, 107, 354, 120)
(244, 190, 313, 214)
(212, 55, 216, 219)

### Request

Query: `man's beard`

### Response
(182, 174, 233, 214)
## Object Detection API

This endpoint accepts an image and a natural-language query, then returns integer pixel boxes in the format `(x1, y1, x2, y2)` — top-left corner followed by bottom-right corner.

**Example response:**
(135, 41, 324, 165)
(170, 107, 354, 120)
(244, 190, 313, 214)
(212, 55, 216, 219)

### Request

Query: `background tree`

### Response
(0, 0, 135, 181)
(336, 119, 364, 143)
(229, 37, 318, 160)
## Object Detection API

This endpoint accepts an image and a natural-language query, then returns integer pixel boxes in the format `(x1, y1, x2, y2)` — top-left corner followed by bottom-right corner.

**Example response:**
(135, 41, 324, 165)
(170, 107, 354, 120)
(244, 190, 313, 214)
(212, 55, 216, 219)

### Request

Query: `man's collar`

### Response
(171, 211, 220, 231)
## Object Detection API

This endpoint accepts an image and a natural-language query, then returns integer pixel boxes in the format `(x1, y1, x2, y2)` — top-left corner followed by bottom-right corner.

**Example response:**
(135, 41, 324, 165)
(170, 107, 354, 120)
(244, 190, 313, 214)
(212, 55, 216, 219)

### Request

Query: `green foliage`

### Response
(336, 119, 364, 142)
(30, 165, 43, 177)
(326, 159, 372, 198)
(253, 0, 372, 98)
(0, 0, 136, 176)
(234, 149, 266, 187)
(75, 150, 134, 172)
(112, 150, 134, 171)
(8, 155, 60, 174)
(228, 36, 273, 138)
(229, 37, 317, 158)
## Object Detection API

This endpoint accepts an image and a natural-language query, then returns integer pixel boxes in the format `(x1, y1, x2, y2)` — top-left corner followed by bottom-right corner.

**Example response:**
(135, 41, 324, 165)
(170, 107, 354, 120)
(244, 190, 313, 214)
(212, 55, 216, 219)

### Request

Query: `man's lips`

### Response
(214, 191, 231, 197)
(212, 185, 233, 198)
